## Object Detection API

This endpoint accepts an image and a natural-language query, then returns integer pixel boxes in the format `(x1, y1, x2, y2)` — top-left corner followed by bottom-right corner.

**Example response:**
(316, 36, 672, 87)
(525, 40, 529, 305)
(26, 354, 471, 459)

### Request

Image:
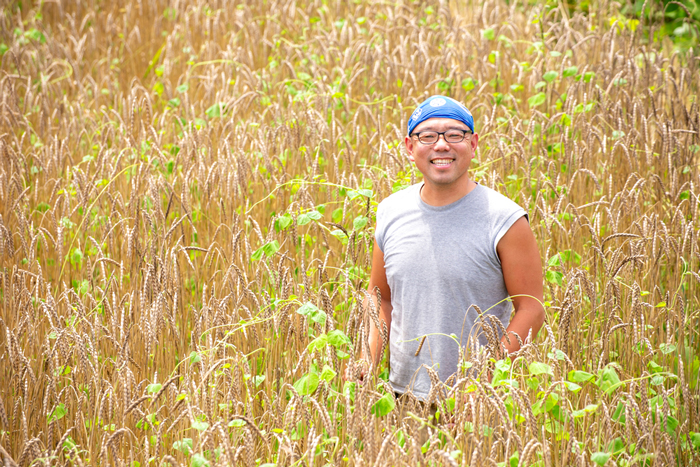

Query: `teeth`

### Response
(431, 159, 452, 166)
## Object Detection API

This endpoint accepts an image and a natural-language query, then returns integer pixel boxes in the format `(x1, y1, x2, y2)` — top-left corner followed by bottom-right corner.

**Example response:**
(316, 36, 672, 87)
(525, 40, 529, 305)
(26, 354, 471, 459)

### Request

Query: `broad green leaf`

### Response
(690, 432, 700, 449)
(296, 302, 327, 325)
(528, 92, 546, 107)
(332, 208, 343, 223)
(568, 370, 595, 383)
(205, 103, 222, 118)
(189, 351, 202, 364)
(328, 329, 352, 347)
(191, 453, 210, 467)
(528, 361, 553, 376)
(146, 383, 162, 394)
(590, 452, 611, 466)
(191, 420, 209, 432)
(462, 78, 478, 92)
(481, 28, 495, 40)
(563, 66, 579, 77)
(252, 375, 265, 387)
(347, 188, 372, 199)
(307, 333, 328, 352)
(177, 83, 189, 93)
(48, 403, 67, 423)
(564, 381, 581, 392)
(371, 393, 395, 417)
(294, 372, 320, 396)
(173, 438, 193, 455)
(229, 419, 245, 427)
(546, 270, 563, 286)
(597, 365, 621, 394)
(543, 71, 558, 82)
(297, 213, 311, 225)
(320, 365, 337, 382)
(306, 210, 322, 220)
(275, 214, 293, 231)
(353, 216, 368, 230)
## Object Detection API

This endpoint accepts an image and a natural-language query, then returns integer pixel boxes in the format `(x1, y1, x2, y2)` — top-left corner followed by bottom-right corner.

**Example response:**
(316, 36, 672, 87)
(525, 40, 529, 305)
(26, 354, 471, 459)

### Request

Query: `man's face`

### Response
(404, 117, 479, 190)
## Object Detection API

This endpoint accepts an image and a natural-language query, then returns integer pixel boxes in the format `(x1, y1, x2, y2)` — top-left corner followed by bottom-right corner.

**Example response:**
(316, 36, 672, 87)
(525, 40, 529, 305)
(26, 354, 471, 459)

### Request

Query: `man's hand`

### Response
(343, 358, 370, 382)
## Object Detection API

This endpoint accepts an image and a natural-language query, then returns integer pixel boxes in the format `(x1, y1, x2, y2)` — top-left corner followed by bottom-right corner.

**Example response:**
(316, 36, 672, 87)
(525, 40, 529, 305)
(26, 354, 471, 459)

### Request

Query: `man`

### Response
(357, 95, 544, 399)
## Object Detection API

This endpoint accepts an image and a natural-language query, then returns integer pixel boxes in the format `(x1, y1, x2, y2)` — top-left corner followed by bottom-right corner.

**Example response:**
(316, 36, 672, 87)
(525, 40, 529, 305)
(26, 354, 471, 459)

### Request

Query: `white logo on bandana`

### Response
(411, 108, 422, 121)
(430, 98, 446, 107)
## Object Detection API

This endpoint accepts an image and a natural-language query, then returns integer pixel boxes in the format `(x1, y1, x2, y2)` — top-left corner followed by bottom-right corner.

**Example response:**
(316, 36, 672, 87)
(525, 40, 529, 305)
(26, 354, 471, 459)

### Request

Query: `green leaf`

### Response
(70, 248, 83, 266)
(564, 381, 582, 392)
(546, 270, 563, 286)
(297, 213, 311, 226)
(35, 202, 51, 213)
(528, 92, 546, 107)
(252, 375, 265, 387)
(528, 361, 553, 376)
(690, 432, 700, 449)
(332, 208, 343, 223)
(275, 214, 293, 231)
(48, 403, 67, 423)
(173, 438, 193, 455)
(307, 333, 328, 352)
(543, 71, 558, 82)
(296, 302, 327, 325)
(146, 383, 162, 394)
(347, 188, 372, 199)
(320, 365, 337, 382)
(294, 372, 320, 396)
(353, 215, 368, 231)
(205, 103, 222, 118)
(328, 329, 351, 347)
(583, 71, 595, 83)
(252, 240, 280, 261)
(168, 97, 181, 108)
(0, 43, 8, 56)
(590, 452, 611, 466)
(461, 77, 478, 92)
(597, 365, 621, 394)
(25, 28, 46, 43)
(191, 420, 209, 432)
(177, 83, 189, 93)
(189, 351, 202, 364)
(563, 66, 579, 77)
(371, 393, 395, 417)
(568, 370, 595, 383)
(228, 419, 245, 427)
(659, 343, 675, 354)
(481, 28, 495, 40)
(191, 453, 211, 467)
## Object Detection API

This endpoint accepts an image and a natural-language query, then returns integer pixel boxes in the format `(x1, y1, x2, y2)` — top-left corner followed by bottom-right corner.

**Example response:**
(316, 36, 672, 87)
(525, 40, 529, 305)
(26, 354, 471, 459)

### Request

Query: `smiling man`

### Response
(360, 95, 544, 399)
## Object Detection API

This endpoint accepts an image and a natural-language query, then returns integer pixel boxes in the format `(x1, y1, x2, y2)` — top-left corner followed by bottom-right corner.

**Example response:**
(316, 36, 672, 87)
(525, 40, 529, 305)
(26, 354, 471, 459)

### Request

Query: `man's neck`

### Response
(420, 179, 477, 206)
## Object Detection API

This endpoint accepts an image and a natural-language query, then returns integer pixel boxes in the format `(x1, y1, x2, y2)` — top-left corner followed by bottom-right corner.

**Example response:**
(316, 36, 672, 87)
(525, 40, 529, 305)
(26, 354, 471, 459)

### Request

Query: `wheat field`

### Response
(0, 0, 698, 465)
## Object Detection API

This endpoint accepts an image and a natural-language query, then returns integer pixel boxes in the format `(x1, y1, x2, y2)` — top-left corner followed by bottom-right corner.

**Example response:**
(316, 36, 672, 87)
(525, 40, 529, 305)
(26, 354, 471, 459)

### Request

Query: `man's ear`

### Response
(404, 135, 415, 162)
(470, 133, 479, 152)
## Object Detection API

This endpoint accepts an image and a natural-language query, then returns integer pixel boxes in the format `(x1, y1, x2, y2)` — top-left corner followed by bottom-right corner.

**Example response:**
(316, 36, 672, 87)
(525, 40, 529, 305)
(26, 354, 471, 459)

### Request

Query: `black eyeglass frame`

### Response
(410, 129, 473, 145)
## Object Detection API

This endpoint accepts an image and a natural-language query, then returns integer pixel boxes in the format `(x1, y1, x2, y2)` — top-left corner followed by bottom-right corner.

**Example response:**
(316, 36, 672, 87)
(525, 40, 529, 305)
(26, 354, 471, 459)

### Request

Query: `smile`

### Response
(430, 158, 454, 166)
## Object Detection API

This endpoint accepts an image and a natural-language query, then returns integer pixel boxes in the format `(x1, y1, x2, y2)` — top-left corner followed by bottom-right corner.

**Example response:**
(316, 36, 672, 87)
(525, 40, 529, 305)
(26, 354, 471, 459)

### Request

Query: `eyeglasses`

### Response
(411, 129, 472, 145)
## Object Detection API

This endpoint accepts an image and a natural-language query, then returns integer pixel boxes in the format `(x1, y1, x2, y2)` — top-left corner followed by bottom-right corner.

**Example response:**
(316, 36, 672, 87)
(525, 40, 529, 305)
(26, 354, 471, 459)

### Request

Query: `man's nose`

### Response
(434, 133, 451, 149)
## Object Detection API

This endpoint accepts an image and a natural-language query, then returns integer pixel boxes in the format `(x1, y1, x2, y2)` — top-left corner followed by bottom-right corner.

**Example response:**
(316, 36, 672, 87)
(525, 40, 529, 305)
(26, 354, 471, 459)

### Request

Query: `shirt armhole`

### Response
(493, 209, 528, 264)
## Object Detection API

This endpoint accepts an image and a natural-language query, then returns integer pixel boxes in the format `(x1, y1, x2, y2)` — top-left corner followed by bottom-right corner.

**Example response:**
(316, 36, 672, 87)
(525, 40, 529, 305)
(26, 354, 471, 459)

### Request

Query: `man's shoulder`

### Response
(377, 183, 421, 210)
(476, 184, 525, 211)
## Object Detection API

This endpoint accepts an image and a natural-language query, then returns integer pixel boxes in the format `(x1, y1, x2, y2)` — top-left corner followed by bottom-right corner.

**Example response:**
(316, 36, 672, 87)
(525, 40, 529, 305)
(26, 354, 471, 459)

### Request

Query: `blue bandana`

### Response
(407, 96, 474, 135)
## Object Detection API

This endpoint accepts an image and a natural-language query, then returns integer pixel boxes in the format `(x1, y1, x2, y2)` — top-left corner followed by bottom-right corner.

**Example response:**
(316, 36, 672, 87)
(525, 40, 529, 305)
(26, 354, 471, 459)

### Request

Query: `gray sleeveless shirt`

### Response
(375, 183, 527, 398)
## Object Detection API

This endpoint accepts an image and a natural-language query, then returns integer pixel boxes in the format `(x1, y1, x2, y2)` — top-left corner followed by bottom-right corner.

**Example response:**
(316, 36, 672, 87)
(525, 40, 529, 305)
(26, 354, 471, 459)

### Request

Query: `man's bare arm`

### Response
(364, 241, 393, 367)
(496, 216, 545, 354)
